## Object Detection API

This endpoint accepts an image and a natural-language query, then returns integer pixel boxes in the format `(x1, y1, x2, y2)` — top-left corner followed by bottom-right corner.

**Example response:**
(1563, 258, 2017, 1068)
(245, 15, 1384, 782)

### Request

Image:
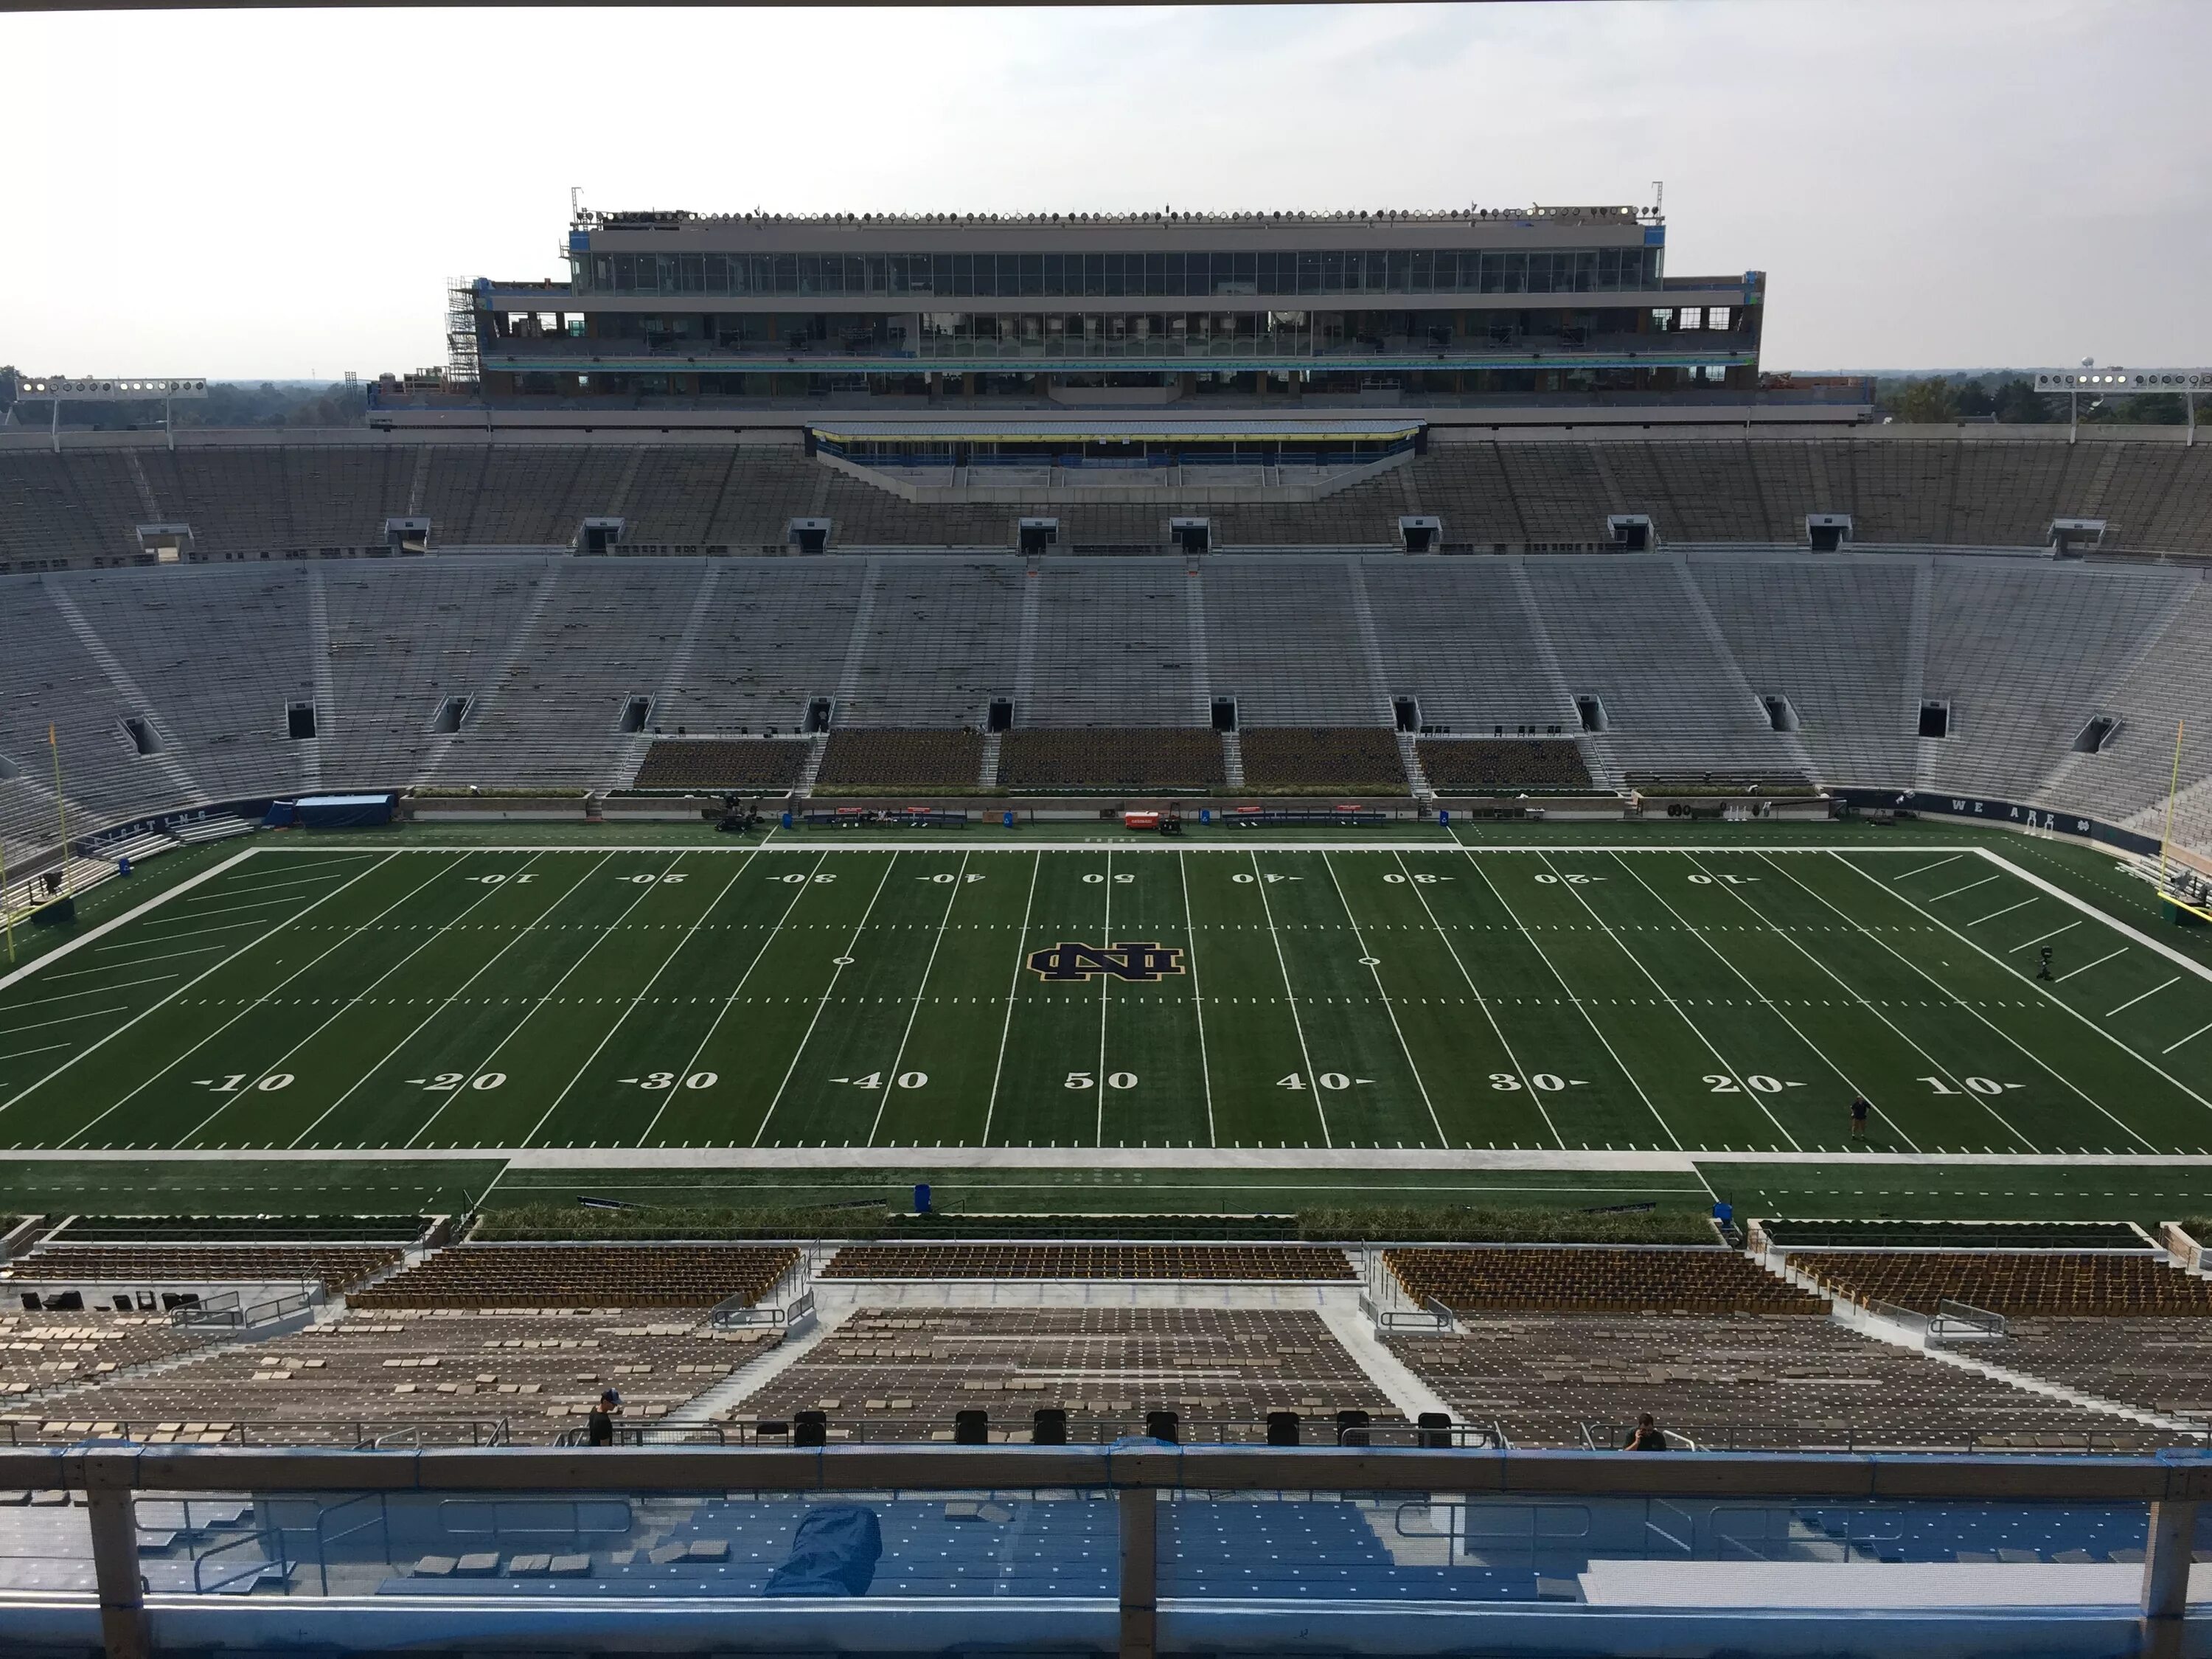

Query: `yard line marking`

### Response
(1392, 850, 1559, 1150)
(0, 973, 177, 1013)
(96, 917, 293, 950)
(1250, 849, 1329, 1150)
(1178, 850, 1216, 1149)
(1895, 856, 1963, 880)
(2164, 1020, 2212, 1057)
(203, 863, 377, 897)
(175, 852, 520, 1147)
(2055, 947, 2127, 984)
(409, 853, 695, 1149)
(1617, 852, 1919, 1152)
(0, 850, 398, 1124)
(2107, 977, 2180, 1019)
(1969, 898, 2036, 927)
(1096, 848, 1112, 1147)
(136, 894, 316, 928)
(287, 854, 616, 1148)
(520, 850, 762, 1150)
(1679, 850, 2018, 1152)
(63, 852, 453, 1150)
(2009, 921, 2082, 954)
(0, 1041, 73, 1065)
(752, 853, 899, 1148)
(80, 942, 238, 969)
(872, 851, 969, 1147)
(1535, 848, 1800, 1150)
(1452, 847, 1692, 1169)
(980, 852, 1043, 1149)
(639, 852, 828, 1147)
(1323, 852, 1446, 1148)
(1820, 853, 2183, 1145)
(0, 1005, 131, 1039)
(1927, 873, 2000, 903)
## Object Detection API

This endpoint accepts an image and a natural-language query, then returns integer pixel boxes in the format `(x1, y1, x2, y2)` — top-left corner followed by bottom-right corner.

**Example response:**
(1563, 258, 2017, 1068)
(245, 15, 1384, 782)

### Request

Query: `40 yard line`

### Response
(980, 851, 1043, 1149)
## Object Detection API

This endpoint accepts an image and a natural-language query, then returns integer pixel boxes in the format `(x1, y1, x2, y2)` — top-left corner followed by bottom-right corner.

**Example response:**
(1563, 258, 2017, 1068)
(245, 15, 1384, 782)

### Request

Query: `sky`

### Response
(3, 0, 2208, 380)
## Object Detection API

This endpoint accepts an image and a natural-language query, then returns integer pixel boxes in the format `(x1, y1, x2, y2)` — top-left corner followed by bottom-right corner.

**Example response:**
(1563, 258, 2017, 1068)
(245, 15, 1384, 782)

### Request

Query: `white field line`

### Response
(518, 850, 763, 1150)
(1969, 897, 2037, 927)
(2055, 947, 2127, 984)
(207, 863, 379, 897)
(751, 853, 900, 1147)
(1177, 851, 1217, 1147)
(1894, 855, 1963, 880)
(89, 942, 254, 968)
(0, 844, 262, 995)
(0, 851, 398, 1127)
(175, 852, 524, 1147)
(147, 894, 330, 927)
(286, 853, 619, 1148)
(10, 1144, 2212, 1172)
(0, 1005, 131, 1040)
(1390, 849, 1559, 1150)
(1534, 847, 1801, 1150)
(0, 973, 177, 1014)
(1971, 847, 2212, 988)
(1926, 873, 2000, 903)
(0, 1041, 74, 1065)
(1681, 849, 2023, 1150)
(1321, 850, 1446, 1148)
(1249, 848, 1329, 1150)
(1613, 852, 1921, 1154)
(872, 850, 970, 1147)
(96, 917, 298, 951)
(281, 840, 1980, 857)
(980, 852, 1043, 1148)
(409, 852, 692, 1149)
(1096, 848, 1111, 1147)
(1826, 853, 2188, 1147)
(2108, 977, 2180, 1019)
(2164, 1020, 2212, 1057)
(638, 850, 830, 1147)
(63, 853, 442, 1150)
(1451, 845, 1690, 1162)
(2011, 921, 2083, 953)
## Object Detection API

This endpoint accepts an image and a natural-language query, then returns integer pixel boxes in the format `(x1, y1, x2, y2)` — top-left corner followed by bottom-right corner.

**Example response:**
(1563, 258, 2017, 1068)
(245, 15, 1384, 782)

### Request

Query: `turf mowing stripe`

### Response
(2108, 977, 2180, 1018)
(1449, 845, 1691, 1162)
(1248, 848, 1329, 1149)
(1321, 850, 1445, 1147)
(981, 850, 1044, 1148)
(171, 851, 518, 1147)
(636, 850, 830, 1147)
(407, 852, 692, 1149)
(874, 848, 973, 1146)
(0, 849, 398, 1133)
(751, 852, 899, 1147)
(284, 852, 616, 1149)
(1675, 847, 2017, 1152)
(518, 849, 763, 1150)
(1801, 854, 2166, 1152)
(1178, 851, 1217, 1147)
(1533, 847, 1802, 1151)
(1610, 851, 1908, 1152)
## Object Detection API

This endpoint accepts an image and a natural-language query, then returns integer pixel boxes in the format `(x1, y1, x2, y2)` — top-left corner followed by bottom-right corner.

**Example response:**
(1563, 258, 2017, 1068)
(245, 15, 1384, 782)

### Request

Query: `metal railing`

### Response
(0, 1416, 511, 1450)
(3, 1441, 2202, 1659)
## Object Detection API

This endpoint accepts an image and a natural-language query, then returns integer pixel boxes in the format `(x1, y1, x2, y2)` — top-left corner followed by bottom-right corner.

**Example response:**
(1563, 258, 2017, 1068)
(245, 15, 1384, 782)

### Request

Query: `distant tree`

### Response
(1886, 376, 1959, 424)
(1990, 378, 2053, 423)
(1952, 378, 1997, 418)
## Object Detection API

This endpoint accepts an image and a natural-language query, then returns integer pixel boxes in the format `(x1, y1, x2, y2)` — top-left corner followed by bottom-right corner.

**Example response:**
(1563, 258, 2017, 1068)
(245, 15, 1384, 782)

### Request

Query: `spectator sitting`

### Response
(588, 1388, 622, 1447)
(1624, 1412, 1671, 1452)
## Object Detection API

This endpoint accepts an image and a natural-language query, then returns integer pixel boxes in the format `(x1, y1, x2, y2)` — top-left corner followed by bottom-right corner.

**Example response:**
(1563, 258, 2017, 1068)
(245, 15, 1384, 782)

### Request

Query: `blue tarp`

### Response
(763, 1506, 881, 1598)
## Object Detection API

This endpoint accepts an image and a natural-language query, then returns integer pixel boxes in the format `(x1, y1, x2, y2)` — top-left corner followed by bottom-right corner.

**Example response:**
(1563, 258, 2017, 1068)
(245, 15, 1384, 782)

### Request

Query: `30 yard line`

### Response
(1452, 846, 1691, 1166)
(752, 852, 899, 1147)
(1391, 849, 1559, 1149)
(872, 850, 969, 1147)
(0, 850, 400, 1125)
(1534, 848, 1801, 1150)
(980, 852, 1043, 1148)
(1322, 851, 1444, 1147)
(1250, 849, 1329, 1149)
(1177, 851, 1216, 1147)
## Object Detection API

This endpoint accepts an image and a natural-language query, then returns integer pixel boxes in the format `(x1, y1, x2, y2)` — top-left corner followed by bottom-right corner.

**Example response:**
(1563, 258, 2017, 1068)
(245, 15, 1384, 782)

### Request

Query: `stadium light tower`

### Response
(8, 375, 209, 453)
(2029, 364, 2210, 445)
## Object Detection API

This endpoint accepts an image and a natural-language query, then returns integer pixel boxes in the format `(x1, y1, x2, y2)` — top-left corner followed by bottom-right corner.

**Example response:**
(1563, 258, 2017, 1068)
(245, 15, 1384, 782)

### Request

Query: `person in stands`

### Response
(1624, 1412, 1670, 1451)
(588, 1388, 621, 1446)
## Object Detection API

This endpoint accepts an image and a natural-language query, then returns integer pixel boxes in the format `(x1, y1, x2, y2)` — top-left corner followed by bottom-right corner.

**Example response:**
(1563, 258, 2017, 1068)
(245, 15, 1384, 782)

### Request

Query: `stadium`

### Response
(2, 189, 2212, 1659)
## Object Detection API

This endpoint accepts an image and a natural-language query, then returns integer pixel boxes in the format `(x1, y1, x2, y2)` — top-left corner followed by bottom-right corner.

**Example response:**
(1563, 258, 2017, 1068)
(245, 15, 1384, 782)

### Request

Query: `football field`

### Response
(4, 835, 2212, 1183)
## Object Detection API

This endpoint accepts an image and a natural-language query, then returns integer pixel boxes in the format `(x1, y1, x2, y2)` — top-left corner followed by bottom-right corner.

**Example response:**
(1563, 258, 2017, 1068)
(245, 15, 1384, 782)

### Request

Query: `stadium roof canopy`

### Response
(809, 417, 1423, 445)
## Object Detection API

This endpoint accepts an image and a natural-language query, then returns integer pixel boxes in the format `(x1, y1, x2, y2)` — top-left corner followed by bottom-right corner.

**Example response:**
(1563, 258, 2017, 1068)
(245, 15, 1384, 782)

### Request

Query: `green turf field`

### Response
(4, 830, 2211, 1222)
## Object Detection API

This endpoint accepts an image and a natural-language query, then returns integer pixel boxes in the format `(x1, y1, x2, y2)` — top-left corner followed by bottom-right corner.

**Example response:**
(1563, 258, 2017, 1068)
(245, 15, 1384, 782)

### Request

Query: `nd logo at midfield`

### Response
(1026, 940, 1186, 983)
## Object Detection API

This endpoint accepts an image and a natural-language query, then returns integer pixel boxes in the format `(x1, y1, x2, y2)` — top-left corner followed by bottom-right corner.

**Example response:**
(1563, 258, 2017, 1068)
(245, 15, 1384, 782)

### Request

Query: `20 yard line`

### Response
(1322, 852, 1445, 1147)
(980, 852, 1043, 1148)
(751, 853, 899, 1147)
(1178, 851, 1216, 1147)
(872, 850, 969, 1147)
(1250, 849, 1329, 1149)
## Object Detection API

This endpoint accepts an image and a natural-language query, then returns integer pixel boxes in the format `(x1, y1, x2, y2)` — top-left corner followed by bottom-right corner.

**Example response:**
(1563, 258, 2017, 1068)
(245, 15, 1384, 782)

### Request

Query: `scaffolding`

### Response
(445, 276, 484, 390)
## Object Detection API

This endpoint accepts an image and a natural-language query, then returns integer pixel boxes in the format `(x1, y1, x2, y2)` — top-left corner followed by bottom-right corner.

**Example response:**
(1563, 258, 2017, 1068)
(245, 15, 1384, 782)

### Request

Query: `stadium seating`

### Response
(1237, 727, 1408, 791)
(1792, 1251, 2212, 1315)
(726, 1307, 1391, 1442)
(995, 728, 1225, 790)
(631, 737, 810, 790)
(1386, 1248, 1822, 1315)
(819, 1245, 1357, 1281)
(0, 1310, 222, 1399)
(814, 729, 985, 789)
(1980, 1318, 2212, 1419)
(1413, 737, 1591, 790)
(347, 1245, 799, 1310)
(4, 1245, 405, 1296)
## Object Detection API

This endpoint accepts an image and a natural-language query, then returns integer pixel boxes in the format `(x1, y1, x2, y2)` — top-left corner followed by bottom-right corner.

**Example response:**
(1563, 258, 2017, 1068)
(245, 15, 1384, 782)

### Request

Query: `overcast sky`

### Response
(4, 1, 2206, 380)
